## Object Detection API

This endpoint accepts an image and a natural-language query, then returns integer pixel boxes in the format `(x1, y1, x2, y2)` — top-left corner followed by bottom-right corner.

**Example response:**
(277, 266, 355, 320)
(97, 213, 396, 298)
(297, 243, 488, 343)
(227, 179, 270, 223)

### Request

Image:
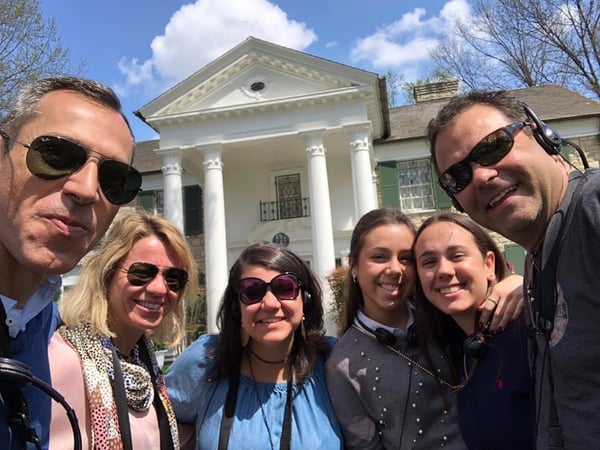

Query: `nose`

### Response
(144, 272, 170, 296)
(260, 289, 281, 309)
(470, 162, 498, 188)
(62, 160, 101, 205)
(437, 257, 455, 277)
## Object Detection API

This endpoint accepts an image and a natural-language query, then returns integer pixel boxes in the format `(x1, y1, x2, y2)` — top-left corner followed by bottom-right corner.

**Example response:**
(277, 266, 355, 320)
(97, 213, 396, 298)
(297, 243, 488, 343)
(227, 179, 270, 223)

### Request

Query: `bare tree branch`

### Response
(431, 0, 600, 99)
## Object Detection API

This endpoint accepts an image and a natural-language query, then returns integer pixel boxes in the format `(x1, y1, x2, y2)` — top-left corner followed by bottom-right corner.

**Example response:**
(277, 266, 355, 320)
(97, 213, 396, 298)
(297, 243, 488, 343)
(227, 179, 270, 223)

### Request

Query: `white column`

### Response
(202, 146, 228, 334)
(347, 125, 377, 217)
(304, 133, 337, 334)
(162, 152, 184, 232)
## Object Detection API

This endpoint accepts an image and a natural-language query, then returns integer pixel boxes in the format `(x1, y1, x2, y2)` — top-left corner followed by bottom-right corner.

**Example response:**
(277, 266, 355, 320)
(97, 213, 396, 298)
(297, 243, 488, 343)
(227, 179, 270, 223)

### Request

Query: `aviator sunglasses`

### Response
(438, 121, 529, 195)
(239, 272, 301, 305)
(119, 262, 189, 293)
(19, 135, 142, 205)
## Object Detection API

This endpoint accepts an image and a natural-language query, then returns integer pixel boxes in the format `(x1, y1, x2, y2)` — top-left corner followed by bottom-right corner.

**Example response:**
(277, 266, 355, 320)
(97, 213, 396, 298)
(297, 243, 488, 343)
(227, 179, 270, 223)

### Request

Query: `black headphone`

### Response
(0, 358, 83, 449)
(521, 102, 563, 155)
(448, 103, 564, 213)
(356, 317, 417, 347)
(463, 317, 493, 360)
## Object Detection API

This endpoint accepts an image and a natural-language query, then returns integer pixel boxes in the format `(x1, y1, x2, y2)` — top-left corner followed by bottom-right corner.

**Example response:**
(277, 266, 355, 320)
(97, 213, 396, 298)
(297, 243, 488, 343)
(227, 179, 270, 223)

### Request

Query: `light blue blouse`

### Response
(165, 334, 343, 450)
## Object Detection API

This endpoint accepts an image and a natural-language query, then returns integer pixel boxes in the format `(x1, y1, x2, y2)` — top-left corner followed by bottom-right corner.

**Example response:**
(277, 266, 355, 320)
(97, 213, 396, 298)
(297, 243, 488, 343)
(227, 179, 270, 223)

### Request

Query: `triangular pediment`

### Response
(137, 36, 381, 120)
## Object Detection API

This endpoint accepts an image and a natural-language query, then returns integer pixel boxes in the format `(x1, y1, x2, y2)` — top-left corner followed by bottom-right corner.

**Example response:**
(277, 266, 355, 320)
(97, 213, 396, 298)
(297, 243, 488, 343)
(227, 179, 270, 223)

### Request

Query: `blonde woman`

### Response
(48, 211, 197, 450)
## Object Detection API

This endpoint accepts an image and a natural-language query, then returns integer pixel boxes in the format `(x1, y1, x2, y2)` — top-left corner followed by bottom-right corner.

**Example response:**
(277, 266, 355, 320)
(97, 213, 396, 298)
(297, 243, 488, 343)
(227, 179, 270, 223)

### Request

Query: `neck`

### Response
(0, 248, 46, 307)
(453, 309, 479, 335)
(108, 321, 144, 356)
(243, 339, 295, 382)
(363, 305, 409, 331)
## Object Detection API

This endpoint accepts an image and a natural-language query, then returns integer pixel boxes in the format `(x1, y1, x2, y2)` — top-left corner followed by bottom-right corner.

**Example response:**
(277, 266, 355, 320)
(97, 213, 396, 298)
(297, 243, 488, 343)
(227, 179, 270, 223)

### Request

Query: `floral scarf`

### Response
(59, 323, 179, 449)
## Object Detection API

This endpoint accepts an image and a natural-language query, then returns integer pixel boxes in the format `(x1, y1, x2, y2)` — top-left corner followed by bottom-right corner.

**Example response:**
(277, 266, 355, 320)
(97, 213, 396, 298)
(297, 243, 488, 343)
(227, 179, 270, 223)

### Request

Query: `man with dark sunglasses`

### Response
(0, 76, 140, 449)
(427, 90, 600, 450)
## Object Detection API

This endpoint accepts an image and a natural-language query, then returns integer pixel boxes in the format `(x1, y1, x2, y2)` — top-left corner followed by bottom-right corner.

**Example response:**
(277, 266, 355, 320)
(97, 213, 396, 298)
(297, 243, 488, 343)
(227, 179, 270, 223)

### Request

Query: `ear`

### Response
(484, 250, 496, 282)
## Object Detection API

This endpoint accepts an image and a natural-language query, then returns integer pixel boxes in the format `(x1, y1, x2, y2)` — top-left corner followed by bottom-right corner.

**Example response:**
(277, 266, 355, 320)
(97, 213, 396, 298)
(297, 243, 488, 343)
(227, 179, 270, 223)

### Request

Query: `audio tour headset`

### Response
(447, 102, 589, 212)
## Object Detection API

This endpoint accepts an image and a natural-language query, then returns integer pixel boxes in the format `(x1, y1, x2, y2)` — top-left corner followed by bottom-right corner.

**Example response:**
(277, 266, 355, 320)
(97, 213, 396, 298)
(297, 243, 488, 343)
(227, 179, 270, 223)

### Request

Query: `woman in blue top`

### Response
(165, 242, 342, 450)
(413, 213, 533, 449)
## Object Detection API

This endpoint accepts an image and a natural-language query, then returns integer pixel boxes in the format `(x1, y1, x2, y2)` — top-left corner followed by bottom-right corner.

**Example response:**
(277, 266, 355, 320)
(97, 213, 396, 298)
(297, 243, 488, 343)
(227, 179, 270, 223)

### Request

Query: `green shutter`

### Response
(504, 244, 526, 276)
(184, 185, 203, 235)
(138, 191, 156, 212)
(432, 160, 452, 209)
(379, 161, 400, 208)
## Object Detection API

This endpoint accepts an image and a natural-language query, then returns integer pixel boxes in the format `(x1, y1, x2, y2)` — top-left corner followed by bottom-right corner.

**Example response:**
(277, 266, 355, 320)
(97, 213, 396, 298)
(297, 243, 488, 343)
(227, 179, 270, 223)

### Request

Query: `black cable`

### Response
(562, 139, 590, 169)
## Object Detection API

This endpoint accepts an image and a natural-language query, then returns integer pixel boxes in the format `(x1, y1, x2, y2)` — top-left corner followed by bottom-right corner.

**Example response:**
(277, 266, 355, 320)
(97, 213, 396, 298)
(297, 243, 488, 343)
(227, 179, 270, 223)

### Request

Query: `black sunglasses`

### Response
(438, 121, 529, 195)
(20, 135, 142, 205)
(239, 272, 301, 305)
(119, 262, 189, 293)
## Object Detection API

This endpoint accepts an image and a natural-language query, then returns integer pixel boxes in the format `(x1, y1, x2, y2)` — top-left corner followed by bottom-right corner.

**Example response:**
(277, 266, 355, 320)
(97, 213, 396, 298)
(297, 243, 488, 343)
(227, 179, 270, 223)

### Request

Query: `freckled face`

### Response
(352, 224, 416, 326)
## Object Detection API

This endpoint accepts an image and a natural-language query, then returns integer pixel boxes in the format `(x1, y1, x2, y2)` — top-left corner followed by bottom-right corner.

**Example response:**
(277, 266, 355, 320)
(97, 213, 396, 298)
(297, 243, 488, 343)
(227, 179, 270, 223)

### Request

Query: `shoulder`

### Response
(166, 334, 219, 381)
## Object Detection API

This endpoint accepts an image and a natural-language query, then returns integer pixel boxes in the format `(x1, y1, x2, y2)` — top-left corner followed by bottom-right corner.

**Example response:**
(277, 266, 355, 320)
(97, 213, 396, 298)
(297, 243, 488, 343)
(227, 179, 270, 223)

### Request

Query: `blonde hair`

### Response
(59, 210, 197, 346)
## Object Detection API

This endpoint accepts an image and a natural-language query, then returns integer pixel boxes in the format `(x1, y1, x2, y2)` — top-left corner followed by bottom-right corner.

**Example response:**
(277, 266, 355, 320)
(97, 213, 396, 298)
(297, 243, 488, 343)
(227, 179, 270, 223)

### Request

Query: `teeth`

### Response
(440, 286, 461, 294)
(259, 318, 281, 324)
(138, 301, 162, 311)
(380, 284, 400, 292)
(489, 185, 517, 208)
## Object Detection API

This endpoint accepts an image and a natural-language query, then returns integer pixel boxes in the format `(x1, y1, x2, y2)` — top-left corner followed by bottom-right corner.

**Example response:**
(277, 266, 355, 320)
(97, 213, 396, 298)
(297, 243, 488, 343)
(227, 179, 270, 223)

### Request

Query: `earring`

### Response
(240, 326, 249, 347)
(300, 317, 306, 339)
(352, 273, 357, 284)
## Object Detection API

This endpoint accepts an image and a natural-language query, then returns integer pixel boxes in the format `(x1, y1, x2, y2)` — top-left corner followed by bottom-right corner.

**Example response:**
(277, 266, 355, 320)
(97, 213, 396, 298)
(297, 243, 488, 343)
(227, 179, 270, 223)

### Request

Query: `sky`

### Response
(40, 0, 472, 142)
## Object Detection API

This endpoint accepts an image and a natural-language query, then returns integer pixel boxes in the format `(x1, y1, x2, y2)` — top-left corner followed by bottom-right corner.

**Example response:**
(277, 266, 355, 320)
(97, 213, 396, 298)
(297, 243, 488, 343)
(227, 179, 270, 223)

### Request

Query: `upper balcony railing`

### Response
(259, 198, 311, 222)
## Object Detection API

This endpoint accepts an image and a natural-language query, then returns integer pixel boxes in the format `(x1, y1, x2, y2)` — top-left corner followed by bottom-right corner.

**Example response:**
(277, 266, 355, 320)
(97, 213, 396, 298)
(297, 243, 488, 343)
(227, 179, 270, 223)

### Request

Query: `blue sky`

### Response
(40, 0, 471, 142)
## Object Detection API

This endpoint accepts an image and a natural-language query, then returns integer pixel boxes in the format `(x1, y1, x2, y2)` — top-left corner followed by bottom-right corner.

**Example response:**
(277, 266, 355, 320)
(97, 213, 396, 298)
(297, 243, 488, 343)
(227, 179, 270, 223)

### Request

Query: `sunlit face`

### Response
(239, 265, 304, 350)
(108, 236, 181, 345)
(414, 221, 496, 331)
(0, 90, 134, 282)
(352, 224, 416, 327)
(434, 104, 569, 251)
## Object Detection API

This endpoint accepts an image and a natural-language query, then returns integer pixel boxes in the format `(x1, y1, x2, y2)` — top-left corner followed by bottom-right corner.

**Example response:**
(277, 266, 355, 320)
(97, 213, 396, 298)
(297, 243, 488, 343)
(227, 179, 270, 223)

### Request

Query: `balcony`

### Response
(260, 198, 311, 222)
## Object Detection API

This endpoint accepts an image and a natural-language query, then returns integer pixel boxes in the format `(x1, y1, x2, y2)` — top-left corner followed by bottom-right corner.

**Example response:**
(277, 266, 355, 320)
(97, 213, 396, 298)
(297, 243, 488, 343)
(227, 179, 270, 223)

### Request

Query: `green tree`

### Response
(431, 0, 600, 100)
(385, 69, 404, 107)
(0, 0, 73, 116)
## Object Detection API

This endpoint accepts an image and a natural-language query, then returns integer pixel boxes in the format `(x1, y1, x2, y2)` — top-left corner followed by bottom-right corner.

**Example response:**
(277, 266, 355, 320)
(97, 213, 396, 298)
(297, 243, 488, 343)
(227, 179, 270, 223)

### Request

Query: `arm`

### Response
(479, 273, 524, 332)
(325, 353, 384, 450)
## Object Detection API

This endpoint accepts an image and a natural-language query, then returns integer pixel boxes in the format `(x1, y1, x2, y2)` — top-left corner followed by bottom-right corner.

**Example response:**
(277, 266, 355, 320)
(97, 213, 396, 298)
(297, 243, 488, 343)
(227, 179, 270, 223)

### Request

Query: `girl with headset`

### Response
(326, 208, 523, 449)
(413, 213, 532, 449)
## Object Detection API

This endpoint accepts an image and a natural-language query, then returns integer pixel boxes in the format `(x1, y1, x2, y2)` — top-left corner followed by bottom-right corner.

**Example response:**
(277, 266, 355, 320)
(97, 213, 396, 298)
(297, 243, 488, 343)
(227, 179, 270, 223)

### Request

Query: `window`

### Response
(397, 160, 434, 211)
(379, 159, 451, 211)
(138, 186, 203, 235)
(276, 174, 303, 219)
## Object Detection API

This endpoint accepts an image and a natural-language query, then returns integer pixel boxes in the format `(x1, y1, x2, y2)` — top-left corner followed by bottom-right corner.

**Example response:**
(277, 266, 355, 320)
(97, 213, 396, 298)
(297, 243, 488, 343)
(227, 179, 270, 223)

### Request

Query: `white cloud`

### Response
(117, 0, 317, 95)
(350, 0, 472, 80)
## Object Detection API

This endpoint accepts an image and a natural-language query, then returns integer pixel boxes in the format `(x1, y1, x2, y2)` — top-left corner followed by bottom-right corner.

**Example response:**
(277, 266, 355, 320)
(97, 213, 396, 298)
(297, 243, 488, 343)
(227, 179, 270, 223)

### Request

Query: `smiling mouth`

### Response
(379, 283, 401, 292)
(136, 300, 162, 311)
(257, 317, 283, 324)
(439, 285, 463, 295)
(488, 185, 518, 208)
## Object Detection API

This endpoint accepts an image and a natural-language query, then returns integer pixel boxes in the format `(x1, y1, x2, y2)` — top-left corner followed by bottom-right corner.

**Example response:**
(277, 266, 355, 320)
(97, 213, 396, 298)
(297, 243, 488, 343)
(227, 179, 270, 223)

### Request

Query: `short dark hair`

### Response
(342, 208, 416, 333)
(427, 90, 527, 176)
(0, 75, 133, 153)
(215, 242, 329, 382)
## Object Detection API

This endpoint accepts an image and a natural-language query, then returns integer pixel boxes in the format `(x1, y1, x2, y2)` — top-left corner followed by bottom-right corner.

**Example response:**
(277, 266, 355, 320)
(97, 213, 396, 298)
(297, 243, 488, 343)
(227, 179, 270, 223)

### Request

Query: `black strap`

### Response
(138, 343, 175, 450)
(218, 373, 293, 450)
(217, 374, 239, 450)
(0, 304, 41, 450)
(111, 347, 133, 450)
(280, 379, 293, 450)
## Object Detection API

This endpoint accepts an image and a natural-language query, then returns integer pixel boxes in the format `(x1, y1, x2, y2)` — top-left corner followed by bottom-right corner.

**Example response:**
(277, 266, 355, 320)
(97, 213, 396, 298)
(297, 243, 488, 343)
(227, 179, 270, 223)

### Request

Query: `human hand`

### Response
(478, 274, 524, 333)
